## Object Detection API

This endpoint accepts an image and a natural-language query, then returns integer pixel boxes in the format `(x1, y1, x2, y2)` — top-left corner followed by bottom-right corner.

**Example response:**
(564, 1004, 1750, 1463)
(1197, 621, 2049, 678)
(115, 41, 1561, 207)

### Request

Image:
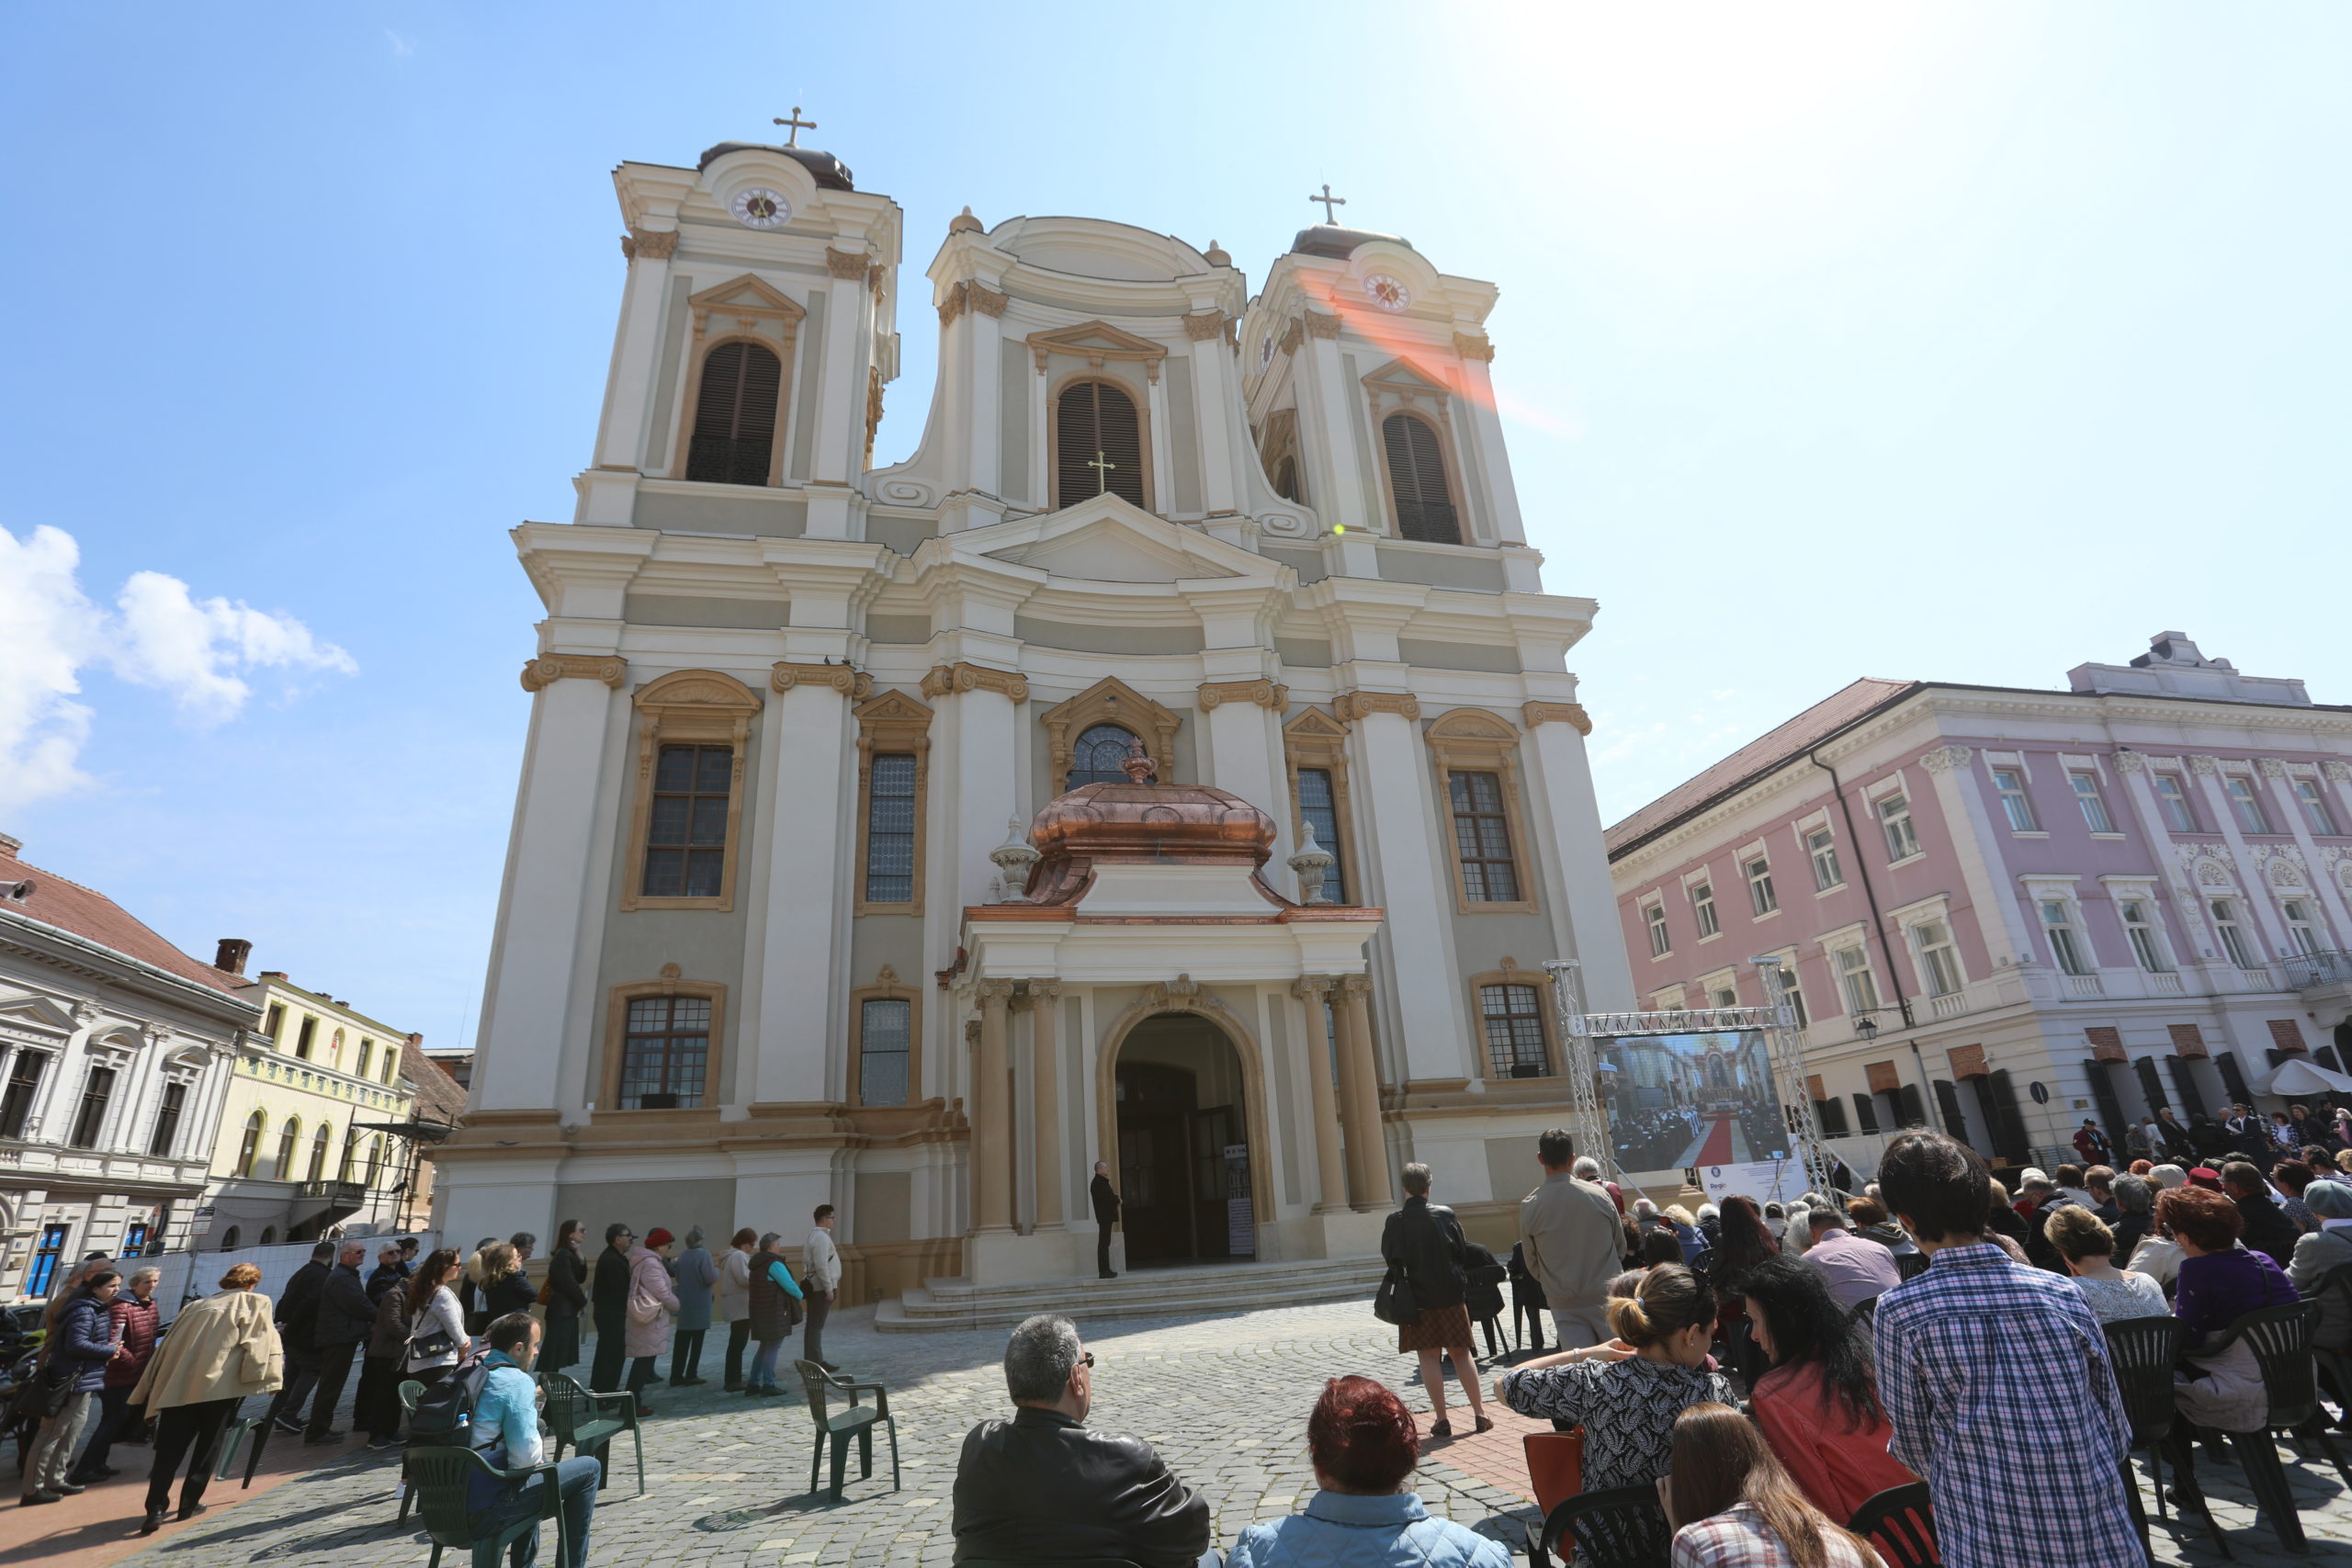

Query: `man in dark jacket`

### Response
(303, 1241, 375, 1442)
(2017, 1176, 2079, 1274)
(2223, 1160, 2301, 1268)
(953, 1314, 1208, 1568)
(1089, 1161, 1121, 1280)
(269, 1241, 335, 1432)
(590, 1222, 635, 1393)
(365, 1243, 406, 1304)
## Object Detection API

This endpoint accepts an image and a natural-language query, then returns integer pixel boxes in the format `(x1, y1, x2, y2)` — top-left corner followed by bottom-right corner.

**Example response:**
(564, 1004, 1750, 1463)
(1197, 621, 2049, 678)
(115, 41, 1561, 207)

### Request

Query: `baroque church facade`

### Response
(434, 131, 1634, 1303)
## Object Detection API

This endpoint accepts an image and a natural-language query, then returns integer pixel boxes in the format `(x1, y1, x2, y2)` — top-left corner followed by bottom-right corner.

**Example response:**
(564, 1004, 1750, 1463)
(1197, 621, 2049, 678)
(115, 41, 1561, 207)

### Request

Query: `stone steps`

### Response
(875, 1254, 1387, 1333)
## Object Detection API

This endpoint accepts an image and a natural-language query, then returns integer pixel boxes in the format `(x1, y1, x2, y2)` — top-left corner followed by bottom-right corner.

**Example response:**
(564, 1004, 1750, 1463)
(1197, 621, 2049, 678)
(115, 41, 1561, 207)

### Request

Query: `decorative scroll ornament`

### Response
(1198, 679, 1289, 711)
(1331, 690, 1420, 723)
(2113, 750, 2149, 774)
(2325, 761, 2352, 783)
(521, 654, 627, 693)
(1521, 701, 1592, 736)
(621, 229, 679, 262)
(1136, 974, 1216, 1015)
(1919, 744, 1974, 774)
(921, 662, 1029, 703)
(771, 661, 873, 699)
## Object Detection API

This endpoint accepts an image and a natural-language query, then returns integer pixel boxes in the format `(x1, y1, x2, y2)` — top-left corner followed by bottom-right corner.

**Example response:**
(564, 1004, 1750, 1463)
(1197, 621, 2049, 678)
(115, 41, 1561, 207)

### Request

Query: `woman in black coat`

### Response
(1379, 1162, 1492, 1438)
(540, 1219, 591, 1376)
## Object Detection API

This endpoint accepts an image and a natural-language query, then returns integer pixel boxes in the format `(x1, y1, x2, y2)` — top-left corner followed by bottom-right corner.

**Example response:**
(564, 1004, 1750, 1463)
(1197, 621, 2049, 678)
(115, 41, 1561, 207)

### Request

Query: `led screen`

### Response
(1597, 1029, 1791, 1172)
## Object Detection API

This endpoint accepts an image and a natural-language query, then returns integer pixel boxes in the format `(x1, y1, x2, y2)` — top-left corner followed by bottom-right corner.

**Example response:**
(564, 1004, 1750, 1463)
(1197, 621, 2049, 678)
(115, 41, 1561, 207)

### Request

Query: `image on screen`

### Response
(1597, 1030, 1792, 1173)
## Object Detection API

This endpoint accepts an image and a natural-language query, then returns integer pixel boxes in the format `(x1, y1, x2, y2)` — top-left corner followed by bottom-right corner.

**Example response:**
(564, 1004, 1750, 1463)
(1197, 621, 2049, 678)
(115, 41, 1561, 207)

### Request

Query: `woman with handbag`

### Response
(401, 1249, 469, 1399)
(1378, 1164, 1490, 1438)
(19, 1268, 122, 1506)
(125, 1261, 281, 1534)
(540, 1220, 589, 1379)
(623, 1229, 680, 1416)
(742, 1232, 805, 1397)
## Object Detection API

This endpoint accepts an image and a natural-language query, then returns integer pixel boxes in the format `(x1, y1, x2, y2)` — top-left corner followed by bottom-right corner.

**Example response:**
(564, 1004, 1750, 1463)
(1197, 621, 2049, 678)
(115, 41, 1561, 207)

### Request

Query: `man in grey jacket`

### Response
(803, 1204, 841, 1371)
(1517, 1129, 1623, 1350)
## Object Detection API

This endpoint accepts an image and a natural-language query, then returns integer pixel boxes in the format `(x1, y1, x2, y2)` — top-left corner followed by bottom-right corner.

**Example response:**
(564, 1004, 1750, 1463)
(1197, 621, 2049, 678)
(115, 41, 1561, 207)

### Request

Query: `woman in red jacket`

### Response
(1738, 1254, 1917, 1523)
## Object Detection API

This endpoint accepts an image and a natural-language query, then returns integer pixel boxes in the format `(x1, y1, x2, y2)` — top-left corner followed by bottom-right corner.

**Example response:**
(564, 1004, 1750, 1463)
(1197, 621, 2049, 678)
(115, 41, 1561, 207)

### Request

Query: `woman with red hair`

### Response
(1226, 1377, 1510, 1567)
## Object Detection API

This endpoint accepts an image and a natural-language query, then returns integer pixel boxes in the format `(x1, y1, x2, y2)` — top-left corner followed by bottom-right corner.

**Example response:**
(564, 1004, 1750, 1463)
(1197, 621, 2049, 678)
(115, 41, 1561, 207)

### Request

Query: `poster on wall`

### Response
(1699, 1159, 1801, 1208)
(1597, 1030, 1790, 1175)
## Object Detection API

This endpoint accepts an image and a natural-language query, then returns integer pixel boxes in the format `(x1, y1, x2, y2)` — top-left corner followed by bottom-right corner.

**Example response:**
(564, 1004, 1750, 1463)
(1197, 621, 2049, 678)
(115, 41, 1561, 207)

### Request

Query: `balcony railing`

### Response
(1393, 499, 1462, 545)
(296, 1179, 368, 1207)
(2063, 973, 2106, 998)
(2285, 951, 2352, 990)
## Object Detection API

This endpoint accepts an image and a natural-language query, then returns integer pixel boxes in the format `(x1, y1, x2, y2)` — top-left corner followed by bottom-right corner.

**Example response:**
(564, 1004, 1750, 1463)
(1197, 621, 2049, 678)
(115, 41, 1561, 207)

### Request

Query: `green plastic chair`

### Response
(402, 1446, 569, 1568)
(543, 1372, 643, 1495)
(794, 1359, 898, 1502)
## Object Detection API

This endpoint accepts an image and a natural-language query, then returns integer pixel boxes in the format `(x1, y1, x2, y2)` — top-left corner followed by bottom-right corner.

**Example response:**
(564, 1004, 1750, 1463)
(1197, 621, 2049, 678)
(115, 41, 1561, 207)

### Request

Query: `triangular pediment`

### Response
(1363, 355, 1451, 396)
(963, 492, 1282, 585)
(687, 274, 805, 323)
(1025, 319, 1167, 367)
(1283, 708, 1351, 741)
(0, 991, 77, 1037)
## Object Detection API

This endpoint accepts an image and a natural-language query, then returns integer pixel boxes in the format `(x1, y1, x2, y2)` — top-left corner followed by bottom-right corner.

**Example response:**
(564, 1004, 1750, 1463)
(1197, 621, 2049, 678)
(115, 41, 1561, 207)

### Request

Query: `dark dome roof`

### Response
(1020, 763, 1281, 908)
(696, 141, 854, 191)
(1291, 224, 1413, 260)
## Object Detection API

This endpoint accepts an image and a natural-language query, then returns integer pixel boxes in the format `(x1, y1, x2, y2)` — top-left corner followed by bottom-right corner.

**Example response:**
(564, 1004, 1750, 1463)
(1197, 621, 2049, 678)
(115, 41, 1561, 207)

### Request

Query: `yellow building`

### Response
(198, 965, 422, 1248)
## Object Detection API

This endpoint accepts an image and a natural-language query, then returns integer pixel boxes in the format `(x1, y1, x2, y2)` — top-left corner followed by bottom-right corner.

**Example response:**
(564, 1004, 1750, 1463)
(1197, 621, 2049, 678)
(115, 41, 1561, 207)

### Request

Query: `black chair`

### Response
(1851, 1296, 1879, 1327)
(1848, 1482, 1938, 1566)
(2194, 1300, 2352, 1555)
(794, 1358, 899, 1503)
(2102, 1314, 2220, 1557)
(1894, 1252, 1931, 1282)
(2304, 1261, 2352, 1428)
(1526, 1483, 1671, 1568)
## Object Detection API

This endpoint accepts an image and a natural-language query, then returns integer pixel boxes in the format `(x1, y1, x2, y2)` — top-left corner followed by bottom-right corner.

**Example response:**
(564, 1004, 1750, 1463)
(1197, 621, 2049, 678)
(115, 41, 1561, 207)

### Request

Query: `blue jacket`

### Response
(53, 1296, 118, 1393)
(1227, 1491, 1512, 1568)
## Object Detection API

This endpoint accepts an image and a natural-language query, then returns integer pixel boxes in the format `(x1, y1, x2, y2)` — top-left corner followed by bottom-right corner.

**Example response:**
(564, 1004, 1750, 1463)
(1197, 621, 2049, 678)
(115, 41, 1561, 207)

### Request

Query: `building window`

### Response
(366, 1136, 385, 1187)
(220, 1226, 241, 1250)
(1992, 768, 2038, 832)
(864, 752, 918, 903)
(26, 1224, 68, 1299)
(2295, 779, 2341, 836)
(383, 1047, 400, 1084)
(1834, 947, 1880, 1015)
(1272, 453, 1301, 503)
(236, 1111, 266, 1178)
(1690, 881, 1719, 939)
(1774, 966, 1809, 1029)
(1070, 723, 1145, 787)
(149, 1080, 187, 1157)
(1815, 1096, 1849, 1137)
(275, 1115, 302, 1179)
(1448, 772, 1521, 902)
(642, 743, 734, 898)
(1055, 379, 1147, 509)
(685, 340, 784, 486)
(1912, 919, 1963, 996)
(2225, 776, 2274, 834)
(356, 1039, 374, 1079)
(2070, 772, 2115, 833)
(338, 1125, 361, 1181)
(265, 1002, 286, 1043)
(1644, 902, 1670, 958)
(294, 1017, 316, 1060)
(2040, 900, 2090, 976)
(329, 1029, 345, 1070)
(1746, 857, 1777, 916)
(2211, 898, 2255, 968)
(856, 998, 911, 1107)
(1295, 767, 1348, 903)
(1806, 828, 1843, 891)
(1877, 794, 1921, 861)
(67, 1066, 116, 1149)
(122, 1220, 149, 1256)
(0, 1050, 47, 1139)
(261, 1226, 277, 1246)
(2154, 774, 2198, 831)
(307, 1123, 332, 1183)
(620, 996, 710, 1110)
(2283, 899, 2322, 957)
(1378, 412, 1461, 544)
(2120, 899, 2171, 973)
(1478, 984, 1550, 1078)
(1711, 986, 1738, 1010)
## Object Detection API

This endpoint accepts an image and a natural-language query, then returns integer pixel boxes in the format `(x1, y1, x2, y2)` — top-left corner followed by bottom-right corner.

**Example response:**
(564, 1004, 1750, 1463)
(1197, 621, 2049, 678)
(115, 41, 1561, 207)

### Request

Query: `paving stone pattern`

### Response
(107, 1301, 2352, 1567)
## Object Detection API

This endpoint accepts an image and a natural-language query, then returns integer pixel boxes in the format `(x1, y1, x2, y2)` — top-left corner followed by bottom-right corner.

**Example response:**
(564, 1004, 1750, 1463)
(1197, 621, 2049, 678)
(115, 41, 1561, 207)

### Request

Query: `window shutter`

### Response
(1933, 1079, 1972, 1149)
(2083, 1061, 2129, 1157)
(1850, 1091, 1879, 1134)
(2164, 1055, 2210, 1122)
(687, 342, 783, 485)
(1380, 412, 1461, 543)
(2215, 1051, 2253, 1105)
(1056, 381, 1145, 510)
(2132, 1055, 2168, 1112)
(1985, 1070, 2031, 1164)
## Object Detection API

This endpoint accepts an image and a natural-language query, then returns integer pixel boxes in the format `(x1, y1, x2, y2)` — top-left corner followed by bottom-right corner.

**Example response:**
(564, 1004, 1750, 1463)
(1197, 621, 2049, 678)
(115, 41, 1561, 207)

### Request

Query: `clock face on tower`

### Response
(1363, 274, 1411, 311)
(729, 187, 792, 230)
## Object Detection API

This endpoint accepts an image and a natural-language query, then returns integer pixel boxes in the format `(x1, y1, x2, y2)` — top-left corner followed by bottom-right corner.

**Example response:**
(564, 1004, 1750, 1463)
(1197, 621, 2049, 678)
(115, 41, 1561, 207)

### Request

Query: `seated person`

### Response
(2046, 1205, 2166, 1324)
(1227, 1376, 1510, 1567)
(1793, 1204, 1900, 1313)
(1738, 1256, 1916, 1523)
(2289, 1179, 2352, 1353)
(468, 1313, 600, 1568)
(2162, 1185, 2301, 1437)
(1664, 1403, 1879, 1568)
(952, 1314, 1212, 1568)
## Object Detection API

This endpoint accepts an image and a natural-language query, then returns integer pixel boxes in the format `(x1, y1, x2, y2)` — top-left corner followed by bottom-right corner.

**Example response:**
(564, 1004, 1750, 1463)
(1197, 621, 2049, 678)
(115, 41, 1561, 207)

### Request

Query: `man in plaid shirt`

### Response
(1873, 1132, 2140, 1568)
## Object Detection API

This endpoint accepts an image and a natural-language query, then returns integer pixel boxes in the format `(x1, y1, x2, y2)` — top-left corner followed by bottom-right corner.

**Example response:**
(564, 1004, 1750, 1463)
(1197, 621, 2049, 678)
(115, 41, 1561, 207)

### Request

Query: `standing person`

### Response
(357, 1262, 413, 1450)
(717, 1227, 756, 1392)
(803, 1206, 842, 1373)
(469, 1314, 599, 1568)
(401, 1249, 469, 1400)
(668, 1227, 717, 1387)
(1872, 1131, 2137, 1568)
(2072, 1120, 2112, 1168)
(589, 1223, 634, 1393)
(458, 1236, 497, 1333)
(1380, 1163, 1490, 1438)
(2124, 1118, 2154, 1164)
(126, 1262, 281, 1534)
(742, 1231, 805, 1396)
(624, 1228, 679, 1416)
(1518, 1133, 1621, 1350)
(394, 1236, 420, 1277)
(301, 1239, 375, 1444)
(478, 1242, 537, 1322)
(267, 1241, 334, 1435)
(366, 1244, 406, 1305)
(541, 1220, 589, 1381)
(1091, 1159, 1122, 1280)
(1661, 1403, 1882, 1568)
(70, 1266, 160, 1484)
(21, 1268, 122, 1506)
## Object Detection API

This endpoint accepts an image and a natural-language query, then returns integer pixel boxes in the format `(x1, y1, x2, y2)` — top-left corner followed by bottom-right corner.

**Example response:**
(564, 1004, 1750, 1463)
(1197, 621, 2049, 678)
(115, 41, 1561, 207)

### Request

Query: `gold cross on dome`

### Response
(1308, 184, 1346, 223)
(773, 107, 817, 147)
(1086, 451, 1116, 493)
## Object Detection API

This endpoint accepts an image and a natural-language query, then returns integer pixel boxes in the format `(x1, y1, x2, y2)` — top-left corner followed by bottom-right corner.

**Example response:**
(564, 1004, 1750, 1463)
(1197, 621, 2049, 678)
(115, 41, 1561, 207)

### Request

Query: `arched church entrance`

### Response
(1113, 1013, 1256, 1266)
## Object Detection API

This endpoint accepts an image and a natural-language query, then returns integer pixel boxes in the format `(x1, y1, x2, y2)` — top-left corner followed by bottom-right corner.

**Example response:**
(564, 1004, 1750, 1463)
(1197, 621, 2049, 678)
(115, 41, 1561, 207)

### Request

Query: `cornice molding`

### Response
(921, 661, 1030, 704)
(1198, 678, 1288, 711)
(1521, 700, 1591, 735)
(1332, 690, 1421, 723)
(520, 654, 628, 694)
(771, 661, 874, 699)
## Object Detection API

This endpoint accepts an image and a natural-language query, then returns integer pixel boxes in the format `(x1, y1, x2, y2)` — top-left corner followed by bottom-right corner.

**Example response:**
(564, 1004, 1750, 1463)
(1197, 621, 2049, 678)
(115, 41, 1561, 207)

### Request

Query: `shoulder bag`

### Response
(1373, 1206, 1425, 1326)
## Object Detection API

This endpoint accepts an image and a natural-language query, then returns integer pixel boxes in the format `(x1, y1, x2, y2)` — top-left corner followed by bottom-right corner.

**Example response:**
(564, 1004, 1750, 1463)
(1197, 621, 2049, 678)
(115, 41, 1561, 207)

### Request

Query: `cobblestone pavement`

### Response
(91, 1301, 2352, 1567)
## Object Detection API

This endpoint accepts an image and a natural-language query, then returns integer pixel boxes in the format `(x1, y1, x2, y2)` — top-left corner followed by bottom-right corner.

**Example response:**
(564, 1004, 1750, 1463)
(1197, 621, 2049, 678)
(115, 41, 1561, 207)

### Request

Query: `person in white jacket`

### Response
(803, 1206, 841, 1371)
(717, 1227, 756, 1392)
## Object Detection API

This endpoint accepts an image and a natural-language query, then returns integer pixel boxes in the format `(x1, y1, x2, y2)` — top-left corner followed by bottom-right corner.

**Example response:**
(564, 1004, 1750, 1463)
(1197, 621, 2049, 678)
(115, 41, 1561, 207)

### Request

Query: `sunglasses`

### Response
(1079, 1353, 1095, 1370)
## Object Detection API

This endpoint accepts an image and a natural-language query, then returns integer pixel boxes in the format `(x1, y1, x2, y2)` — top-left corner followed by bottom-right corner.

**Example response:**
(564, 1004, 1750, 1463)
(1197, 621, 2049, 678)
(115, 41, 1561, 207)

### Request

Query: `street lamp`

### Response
(1854, 1013, 1881, 1044)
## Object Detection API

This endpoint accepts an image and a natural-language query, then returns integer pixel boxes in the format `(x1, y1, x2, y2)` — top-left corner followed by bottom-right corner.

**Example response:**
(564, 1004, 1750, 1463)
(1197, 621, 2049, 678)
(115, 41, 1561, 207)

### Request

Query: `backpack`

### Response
(405, 1358, 490, 1442)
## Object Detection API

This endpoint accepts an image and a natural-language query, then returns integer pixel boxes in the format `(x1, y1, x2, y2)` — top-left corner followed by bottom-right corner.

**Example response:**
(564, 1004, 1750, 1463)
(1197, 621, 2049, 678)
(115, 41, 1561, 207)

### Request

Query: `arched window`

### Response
(366, 1136, 385, 1188)
(686, 341, 784, 486)
(220, 1226, 241, 1250)
(338, 1126, 361, 1182)
(308, 1124, 333, 1183)
(236, 1111, 266, 1178)
(1070, 724, 1143, 786)
(1055, 380, 1146, 510)
(260, 1226, 277, 1246)
(275, 1116, 301, 1179)
(1379, 412, 1460, 544)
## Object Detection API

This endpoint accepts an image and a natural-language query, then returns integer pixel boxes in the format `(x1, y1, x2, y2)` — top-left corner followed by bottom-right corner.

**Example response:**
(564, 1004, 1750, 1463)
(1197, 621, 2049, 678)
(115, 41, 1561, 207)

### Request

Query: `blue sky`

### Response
(3, 4, 2345, 1048)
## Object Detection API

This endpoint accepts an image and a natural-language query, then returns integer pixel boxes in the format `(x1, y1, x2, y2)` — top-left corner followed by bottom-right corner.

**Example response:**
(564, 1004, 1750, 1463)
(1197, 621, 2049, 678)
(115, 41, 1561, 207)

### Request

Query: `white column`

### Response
(1524, 710, 1634, 1010)
(1347, 703, 1475, 1082)
(1292, 980, 1350, 1213)
(597, 238, 676, 469)
(1453, 355, 1527, 545)
(750, 675, 858, 1107)
(808, 253, 871, 539)
(1297, 327, 1373, 529)
(1189, 337, 1238, 515)
(1925, 747, 2041, 970)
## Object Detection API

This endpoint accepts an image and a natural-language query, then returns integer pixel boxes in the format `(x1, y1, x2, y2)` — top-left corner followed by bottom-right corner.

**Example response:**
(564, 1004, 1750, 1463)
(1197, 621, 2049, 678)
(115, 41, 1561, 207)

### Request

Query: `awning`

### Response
(2263, 1057, 2352, 1097)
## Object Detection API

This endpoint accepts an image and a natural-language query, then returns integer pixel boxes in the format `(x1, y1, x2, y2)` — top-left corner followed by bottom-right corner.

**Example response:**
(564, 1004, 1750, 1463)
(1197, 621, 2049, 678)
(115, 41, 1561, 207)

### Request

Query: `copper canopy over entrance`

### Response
(1021, 751, 1283, 908)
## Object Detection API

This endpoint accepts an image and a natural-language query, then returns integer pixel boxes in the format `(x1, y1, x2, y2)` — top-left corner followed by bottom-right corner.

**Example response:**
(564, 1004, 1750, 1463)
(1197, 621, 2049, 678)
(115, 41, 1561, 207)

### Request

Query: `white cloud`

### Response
(384, 28, 414, 58)
(0, 525, 355, 815)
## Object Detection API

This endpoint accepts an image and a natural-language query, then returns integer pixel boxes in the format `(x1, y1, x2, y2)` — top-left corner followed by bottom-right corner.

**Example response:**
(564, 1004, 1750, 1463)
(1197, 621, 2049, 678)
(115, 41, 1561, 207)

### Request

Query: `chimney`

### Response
(257, 970, 288, 982)
(0, 833, 20, 857)
(214, 938, 253, 976)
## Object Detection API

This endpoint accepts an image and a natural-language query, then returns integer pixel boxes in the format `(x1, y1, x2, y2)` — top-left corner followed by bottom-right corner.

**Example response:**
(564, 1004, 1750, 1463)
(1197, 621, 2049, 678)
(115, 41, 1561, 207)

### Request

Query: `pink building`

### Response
(1604, 634, 2352, 1179)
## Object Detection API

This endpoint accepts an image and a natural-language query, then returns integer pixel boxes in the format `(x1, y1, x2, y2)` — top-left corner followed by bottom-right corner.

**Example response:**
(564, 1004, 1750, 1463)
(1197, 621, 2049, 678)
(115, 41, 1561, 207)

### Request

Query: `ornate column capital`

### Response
(1337, 975, 1374, 1000)
(620, 229, 678, 262)
(975, 978, 1016, 1008)
(1521, 700, 1591, 735)
(771, 661, 873, 699)
(1006, 988, 1036, 1015)
(1332, 691, 1420, 724)
(1303, 311, 1343, 340)
(2258, 757, 2289, 780)
(520, 654, 627, 693)
(1291, 976, 1334, 1001)
(922, 662, 1030, 704)
(1198, 679, 1289, 711)
(2188, 754, 2221, 776)
(1919, 744, 1974, 775)
(826, 249, 874, 280)
(1027, 979, 1064, 1003)
(1453, 332, 1496, 362)
(2112, 750, 2148, 775)
(1182, 310, 1227, 342)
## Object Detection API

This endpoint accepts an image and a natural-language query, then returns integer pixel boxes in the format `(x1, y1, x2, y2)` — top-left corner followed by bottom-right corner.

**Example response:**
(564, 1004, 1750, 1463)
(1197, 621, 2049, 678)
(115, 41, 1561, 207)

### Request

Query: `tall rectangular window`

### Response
(619, 996, 710, 1110)
(1644, 902, 1670, 958)
(265, 1002, 286, 1043)
(1295, 767, 1347, 904)
(643, 743, 733, 897)
(68, 1066, 116, 1149)
(1711, 986, 1737, 1010)
(1850, 1091, 1881, 1134)
(2211, 898, 2254, 967)
(1815, 1096, 1849, 1136)
(1775, 967, 1809, 1029)
(2119, 899, 2170, 973)
(1992, 768, 2038, 831)
(26, 1224, 68, 1299)
(864, 752, 918, 903)
(294, 1017, 315, 1060)
(2283, 899, 2322, 957)
(149, 1080, 187, 1156)
(2225, 776, 2273, 834)
(857, 998, 911, 1106)
(1447, 772, 1520, 902)
(1835, 946, 1880, 1015)
(1806, 828, 1842, 891)
(2295, 779, 2341, 836)
(1745, 857, 1777, 915)
(1913, 919, 1963, 996)
(2040, 900, 2090, 976)
(1690, 881, 1719, 938)
(1878, 794, 1921, 861)
(356, 1039, 374, 1079)
(1478, 984, 1550, 1078)
(2070, 772, 2115, 833)
(0, 1051, 46, 1140)
(2154, 774, 2198, 832)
